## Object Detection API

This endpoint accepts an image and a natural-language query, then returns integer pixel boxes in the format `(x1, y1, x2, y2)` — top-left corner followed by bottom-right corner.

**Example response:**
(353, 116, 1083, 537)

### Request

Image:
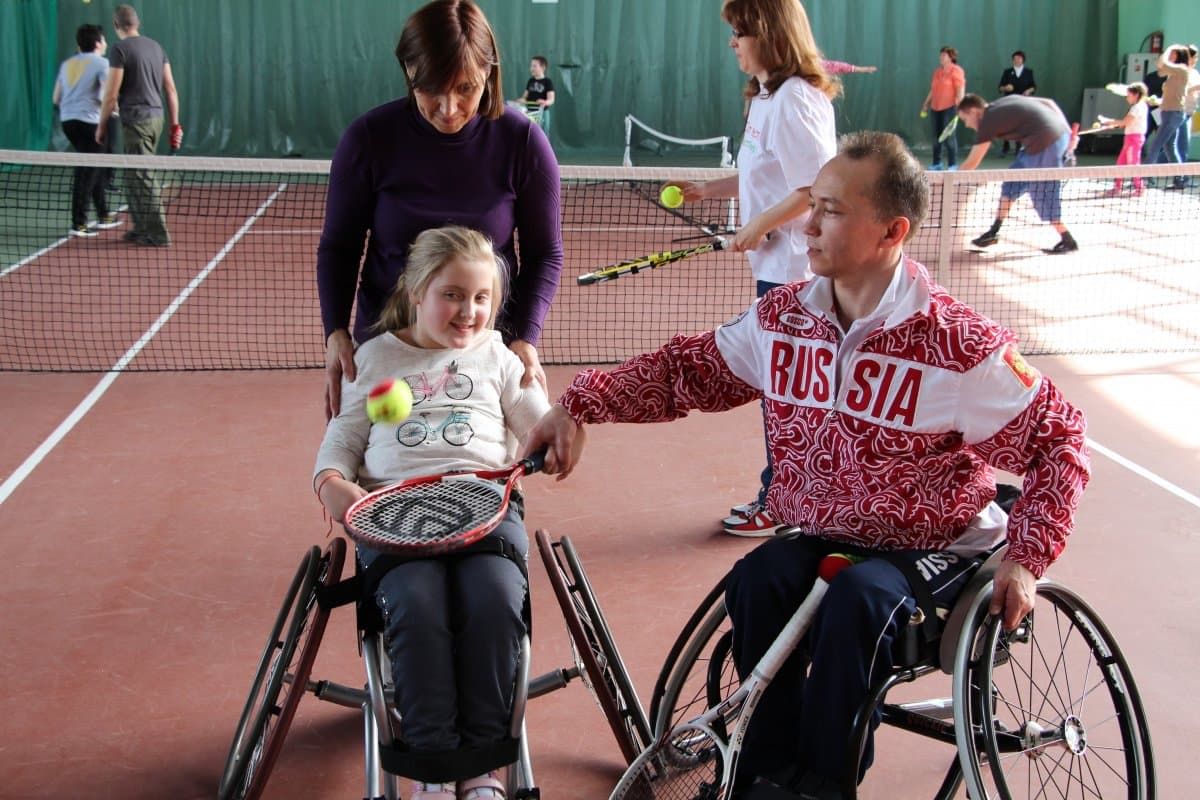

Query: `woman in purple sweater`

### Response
(318, 0, 563, 419)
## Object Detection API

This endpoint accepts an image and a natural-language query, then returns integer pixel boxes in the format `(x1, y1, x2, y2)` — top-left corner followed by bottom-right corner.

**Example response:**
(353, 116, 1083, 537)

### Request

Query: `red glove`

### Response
(170, 124, 184, 151)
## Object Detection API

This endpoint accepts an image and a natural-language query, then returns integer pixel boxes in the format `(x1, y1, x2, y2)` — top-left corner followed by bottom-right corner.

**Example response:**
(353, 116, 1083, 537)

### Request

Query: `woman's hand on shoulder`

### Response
(509, 339, 547, 393)
(325, 329, 356, 420)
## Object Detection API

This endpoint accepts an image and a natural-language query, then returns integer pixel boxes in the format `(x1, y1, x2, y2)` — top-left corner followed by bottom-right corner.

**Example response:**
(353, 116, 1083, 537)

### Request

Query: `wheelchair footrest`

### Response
(380, 737, 519, 783)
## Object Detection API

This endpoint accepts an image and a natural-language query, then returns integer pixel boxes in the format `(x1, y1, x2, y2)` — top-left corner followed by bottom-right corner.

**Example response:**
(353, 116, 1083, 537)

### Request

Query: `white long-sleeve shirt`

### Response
(315, 330, 550, 490)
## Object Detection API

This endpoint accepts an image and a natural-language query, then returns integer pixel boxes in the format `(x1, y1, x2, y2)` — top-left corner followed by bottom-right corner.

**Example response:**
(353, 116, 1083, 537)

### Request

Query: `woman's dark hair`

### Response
(395, 0, 504, 120)
(940, 46, 958, 63)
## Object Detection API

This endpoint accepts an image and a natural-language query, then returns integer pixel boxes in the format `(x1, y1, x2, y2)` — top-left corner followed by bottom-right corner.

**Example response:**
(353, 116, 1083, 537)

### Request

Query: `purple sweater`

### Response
(317, 98, 563, 345)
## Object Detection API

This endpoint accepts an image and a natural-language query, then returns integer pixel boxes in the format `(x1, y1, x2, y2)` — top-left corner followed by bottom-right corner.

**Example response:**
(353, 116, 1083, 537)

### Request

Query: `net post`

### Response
(934, 172, 955, 283)
(623, 116, 633, 168)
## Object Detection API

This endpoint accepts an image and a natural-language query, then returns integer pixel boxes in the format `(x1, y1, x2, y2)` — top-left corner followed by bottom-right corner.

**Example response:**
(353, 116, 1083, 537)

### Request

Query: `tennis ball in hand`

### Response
(366, 378, 413, 424)
(920, 110, 928, 119)
(660, 184, 684, 208)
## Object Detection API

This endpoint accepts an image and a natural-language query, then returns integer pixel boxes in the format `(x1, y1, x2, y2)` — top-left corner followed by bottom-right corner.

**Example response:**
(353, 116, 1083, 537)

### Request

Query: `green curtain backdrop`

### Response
(2, 0, 56, 151)
(18, 0, 1124, 159)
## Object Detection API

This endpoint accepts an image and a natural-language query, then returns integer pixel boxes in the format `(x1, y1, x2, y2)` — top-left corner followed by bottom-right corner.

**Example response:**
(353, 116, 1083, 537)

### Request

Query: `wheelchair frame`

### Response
(643, 546, 1156, 800)
(219, 532, 1155, 800)
(218, 531, 651, 800)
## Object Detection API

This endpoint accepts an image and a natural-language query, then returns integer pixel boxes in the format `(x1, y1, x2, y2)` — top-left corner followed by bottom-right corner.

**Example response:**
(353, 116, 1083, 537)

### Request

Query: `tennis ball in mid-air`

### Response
(366, 378, 413, 424)
(660, 184, 684, 208)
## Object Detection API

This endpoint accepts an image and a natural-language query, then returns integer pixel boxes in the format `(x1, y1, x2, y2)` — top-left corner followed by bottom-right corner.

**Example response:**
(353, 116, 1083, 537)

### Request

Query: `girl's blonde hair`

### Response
(374, 226, 508, 334)
(721, 0, 841, 101)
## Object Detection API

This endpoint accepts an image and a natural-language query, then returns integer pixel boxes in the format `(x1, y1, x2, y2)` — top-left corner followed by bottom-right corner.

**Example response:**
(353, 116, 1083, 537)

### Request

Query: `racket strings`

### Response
(618, 729, 723, 799)
(347, 479, 503, 549)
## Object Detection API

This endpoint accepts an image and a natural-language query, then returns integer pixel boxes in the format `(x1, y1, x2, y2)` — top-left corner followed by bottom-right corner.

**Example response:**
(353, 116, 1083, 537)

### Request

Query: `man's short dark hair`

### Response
(958, 93, 987, 113)
(113, 4, 139, 31)
(838, 131, 929, 241)
(940, 46, 958, 63)
(532, 55, 548, 69)
(1011, 50, 1026, 60)
(76, 23, 104, 52)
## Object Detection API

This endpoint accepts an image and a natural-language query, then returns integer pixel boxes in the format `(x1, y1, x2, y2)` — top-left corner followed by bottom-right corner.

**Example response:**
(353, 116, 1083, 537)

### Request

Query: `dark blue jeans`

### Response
(725, 534, 985, 783)
(931, 107, 958, 167)
(359, 506, 528, 754)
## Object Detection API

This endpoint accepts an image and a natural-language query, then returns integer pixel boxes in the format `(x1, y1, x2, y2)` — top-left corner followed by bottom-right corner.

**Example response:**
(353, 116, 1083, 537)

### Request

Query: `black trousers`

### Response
(61, 119, 112, 227)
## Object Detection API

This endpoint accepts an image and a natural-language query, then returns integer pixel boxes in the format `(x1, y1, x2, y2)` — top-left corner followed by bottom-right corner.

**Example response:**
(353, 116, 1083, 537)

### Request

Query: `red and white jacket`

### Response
(559, 258, 1090, 578)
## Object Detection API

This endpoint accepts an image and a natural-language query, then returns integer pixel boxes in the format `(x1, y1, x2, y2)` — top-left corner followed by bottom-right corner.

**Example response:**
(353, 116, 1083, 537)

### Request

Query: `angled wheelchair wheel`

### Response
(535, 529, 652, 764)
(957, 580, 1154, 800)
(218, 538, 346, 800)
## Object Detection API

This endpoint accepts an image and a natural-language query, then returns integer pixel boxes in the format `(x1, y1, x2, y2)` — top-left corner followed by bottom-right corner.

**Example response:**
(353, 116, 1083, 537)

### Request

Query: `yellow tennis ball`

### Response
(366, 378, 413, 424)
(660, 184, 684, 208)
(919, 110, 928, 119)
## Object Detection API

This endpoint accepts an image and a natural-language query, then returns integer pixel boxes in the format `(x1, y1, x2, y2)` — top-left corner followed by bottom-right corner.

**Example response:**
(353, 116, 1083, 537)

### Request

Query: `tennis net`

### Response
(2, 149, 1198, 372)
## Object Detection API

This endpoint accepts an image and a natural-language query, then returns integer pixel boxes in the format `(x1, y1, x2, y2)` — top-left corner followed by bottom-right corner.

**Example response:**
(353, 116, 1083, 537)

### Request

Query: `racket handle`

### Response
(521, 447, 548, 475)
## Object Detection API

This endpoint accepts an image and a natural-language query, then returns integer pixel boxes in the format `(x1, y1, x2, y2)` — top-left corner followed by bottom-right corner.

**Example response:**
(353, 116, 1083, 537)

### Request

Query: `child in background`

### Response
(1098, 82, 1149, 197)
(314, 226, 550, 800)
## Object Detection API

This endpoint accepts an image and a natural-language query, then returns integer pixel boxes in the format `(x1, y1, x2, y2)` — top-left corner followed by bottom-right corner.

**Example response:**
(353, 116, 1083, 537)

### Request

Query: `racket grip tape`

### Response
(521, 447, 548, 475)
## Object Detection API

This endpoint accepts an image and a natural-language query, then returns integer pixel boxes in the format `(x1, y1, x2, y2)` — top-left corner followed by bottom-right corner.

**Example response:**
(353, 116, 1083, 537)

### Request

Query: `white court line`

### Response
(1087, 437, 1200, 510)
(2, 204, 132, 277)
(0, 183, 289, 506)
(1, 236, 70, 278)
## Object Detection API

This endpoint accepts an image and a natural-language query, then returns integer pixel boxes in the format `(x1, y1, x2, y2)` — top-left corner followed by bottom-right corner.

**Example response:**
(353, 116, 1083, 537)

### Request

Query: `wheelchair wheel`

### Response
(957, 580, 1155, 800)
(218, 538, 346, 800)
(535, 529, 652, 764)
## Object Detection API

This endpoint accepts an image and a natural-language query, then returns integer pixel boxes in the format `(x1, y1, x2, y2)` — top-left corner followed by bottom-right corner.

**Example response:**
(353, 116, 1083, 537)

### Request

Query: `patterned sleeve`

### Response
(962, 348, 1090, 577)
(558, 331, 760, 425)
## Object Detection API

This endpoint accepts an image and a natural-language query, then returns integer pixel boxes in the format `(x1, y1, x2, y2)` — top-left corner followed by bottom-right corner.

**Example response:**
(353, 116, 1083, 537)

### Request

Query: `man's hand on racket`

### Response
(521, 405, 587, 480)
(315, 470, 367, 523)
(509, 339, 547, 393)
(989, 560, 1037, 631)
(325, 329, 356, 420)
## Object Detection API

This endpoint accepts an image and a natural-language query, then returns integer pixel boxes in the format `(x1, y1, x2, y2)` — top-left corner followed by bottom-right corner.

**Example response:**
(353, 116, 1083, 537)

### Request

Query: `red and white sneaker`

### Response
(723, 506, 785, 537)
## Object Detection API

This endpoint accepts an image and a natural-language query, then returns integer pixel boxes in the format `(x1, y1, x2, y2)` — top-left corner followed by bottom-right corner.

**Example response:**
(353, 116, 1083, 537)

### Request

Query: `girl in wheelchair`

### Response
(314, 226, 551, 799)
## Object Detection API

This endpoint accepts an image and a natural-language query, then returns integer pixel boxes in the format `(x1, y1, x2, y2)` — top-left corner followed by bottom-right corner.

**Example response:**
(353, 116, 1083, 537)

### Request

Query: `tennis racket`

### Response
(937, 114, 959, 143)
(609, 553, 860, 800)
(578, 238, 728, 286)
(343, 450, 545, 556)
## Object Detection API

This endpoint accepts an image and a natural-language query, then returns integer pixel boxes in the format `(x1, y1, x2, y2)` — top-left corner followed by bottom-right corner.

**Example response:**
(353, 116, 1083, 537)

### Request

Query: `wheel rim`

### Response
(973, 583, 1149, 799)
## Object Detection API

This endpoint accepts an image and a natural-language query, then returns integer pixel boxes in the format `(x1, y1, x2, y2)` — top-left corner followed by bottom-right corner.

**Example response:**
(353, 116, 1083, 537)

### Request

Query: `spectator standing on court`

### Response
(53, 24, 120, 238)
(1095, 82, 1150, 197)
(516, 55, 555, 109)
(673, 0, 839, 538)
(317, 0, 563, 421)
(523, 131, 1089, 798)
(1181, 47, 1200, 165)
(997, 50, 1037, 156)
(921, 46, 966, 170)
(97, 4, 181, 247)
(956, 93, 1080, 253)
(1145, 44, 1195, 189)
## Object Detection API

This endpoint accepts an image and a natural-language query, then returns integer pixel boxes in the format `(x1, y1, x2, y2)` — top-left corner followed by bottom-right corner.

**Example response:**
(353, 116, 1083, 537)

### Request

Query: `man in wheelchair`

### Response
(525, 131, 1090, 799)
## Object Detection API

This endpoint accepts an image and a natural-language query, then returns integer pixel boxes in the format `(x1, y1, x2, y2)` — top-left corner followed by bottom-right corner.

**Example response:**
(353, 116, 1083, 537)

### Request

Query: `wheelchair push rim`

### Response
(218, 538, 345, 800)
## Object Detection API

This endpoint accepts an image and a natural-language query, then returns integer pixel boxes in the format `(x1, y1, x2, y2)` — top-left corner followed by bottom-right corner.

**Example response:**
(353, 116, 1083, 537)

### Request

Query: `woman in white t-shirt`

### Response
(676, 0, 840, 536)
(1097, 82, 1150, 197)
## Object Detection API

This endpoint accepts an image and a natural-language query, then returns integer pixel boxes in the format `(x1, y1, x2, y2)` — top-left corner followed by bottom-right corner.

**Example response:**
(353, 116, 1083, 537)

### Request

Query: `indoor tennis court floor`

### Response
(1, 352, 1196, 798)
